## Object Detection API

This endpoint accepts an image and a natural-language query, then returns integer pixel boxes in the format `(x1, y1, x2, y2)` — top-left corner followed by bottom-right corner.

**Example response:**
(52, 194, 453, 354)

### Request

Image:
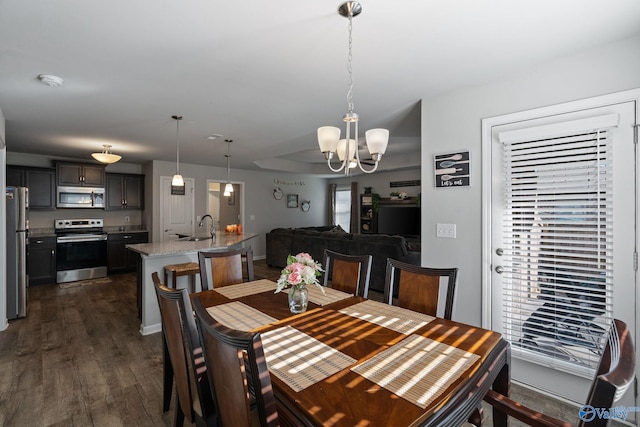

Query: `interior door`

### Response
(485, 96, 637, 408)
(160, 176, 195, 242)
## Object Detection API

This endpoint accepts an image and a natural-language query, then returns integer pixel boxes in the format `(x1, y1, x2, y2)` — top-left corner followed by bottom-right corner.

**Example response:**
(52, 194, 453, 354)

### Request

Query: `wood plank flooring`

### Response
(0, 260, 586, 427)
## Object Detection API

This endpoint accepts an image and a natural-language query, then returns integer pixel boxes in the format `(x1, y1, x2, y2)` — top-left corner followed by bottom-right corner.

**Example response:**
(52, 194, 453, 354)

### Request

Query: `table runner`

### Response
(206, 302, 278, 331)
(306, 285, 352, 306)
(339, 300, 435, 335)
(261, 325, 357, 392)
(351, 334, 480, 409)
(213, 279, 276, 299)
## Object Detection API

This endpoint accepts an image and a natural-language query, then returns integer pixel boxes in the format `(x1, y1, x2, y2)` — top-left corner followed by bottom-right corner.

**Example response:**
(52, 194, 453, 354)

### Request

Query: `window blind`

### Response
(498, 116, 616, 376)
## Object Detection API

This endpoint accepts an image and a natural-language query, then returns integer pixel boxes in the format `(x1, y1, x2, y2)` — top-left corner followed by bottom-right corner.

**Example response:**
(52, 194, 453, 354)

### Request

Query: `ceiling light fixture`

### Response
(91, 144, 122, 164)
(223, 139, 234, 197)
(37, 74, 64, 87)
(318, 1, 389, 175)
(171, 115, 184, 187)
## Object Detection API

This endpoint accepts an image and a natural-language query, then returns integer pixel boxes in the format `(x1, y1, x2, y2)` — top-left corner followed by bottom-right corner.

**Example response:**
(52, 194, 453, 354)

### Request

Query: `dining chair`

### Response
(198, 246, 254, 291)
(481, 318, 635, 427)
(383, 258, 458, 319)
(192, 296, 280, 427)
(322, 249, 372, 297)
(152, 272, 217, 427)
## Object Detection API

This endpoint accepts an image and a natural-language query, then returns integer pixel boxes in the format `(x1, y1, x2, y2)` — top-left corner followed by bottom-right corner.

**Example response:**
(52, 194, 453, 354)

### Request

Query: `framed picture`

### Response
(228, 191, 235, 205)
(434, 150, 470, 188)
(287, 194, 298, 208)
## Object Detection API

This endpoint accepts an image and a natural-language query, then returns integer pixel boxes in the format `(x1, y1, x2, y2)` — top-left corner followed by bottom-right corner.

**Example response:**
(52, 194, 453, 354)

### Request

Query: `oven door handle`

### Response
(57, 234, 108, 243)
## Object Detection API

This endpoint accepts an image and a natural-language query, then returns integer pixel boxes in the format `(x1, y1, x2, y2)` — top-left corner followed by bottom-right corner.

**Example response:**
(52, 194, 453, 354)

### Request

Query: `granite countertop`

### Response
(104, 226, 148, 233)
(28, 228, 56, 238)
(127, 232, 257, 257)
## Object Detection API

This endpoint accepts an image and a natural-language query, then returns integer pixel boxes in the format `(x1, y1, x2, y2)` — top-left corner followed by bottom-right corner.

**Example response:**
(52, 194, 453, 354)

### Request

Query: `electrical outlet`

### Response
(436, 223, 456, 238)
(196, 215, 201, 222)
(124, 216, 130, 223)
(250, 215, 255, 221)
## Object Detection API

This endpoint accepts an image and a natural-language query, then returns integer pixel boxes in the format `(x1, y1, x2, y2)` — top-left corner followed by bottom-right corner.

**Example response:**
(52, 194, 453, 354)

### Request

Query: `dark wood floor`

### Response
(0, 260, 584, 427)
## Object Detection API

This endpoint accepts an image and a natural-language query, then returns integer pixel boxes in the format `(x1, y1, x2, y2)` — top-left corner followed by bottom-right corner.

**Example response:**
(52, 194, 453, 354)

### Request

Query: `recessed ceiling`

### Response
(0, 0, 638, 174)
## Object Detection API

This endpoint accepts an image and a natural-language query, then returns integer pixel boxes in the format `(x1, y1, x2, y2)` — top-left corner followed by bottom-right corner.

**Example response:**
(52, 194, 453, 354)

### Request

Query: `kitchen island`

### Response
(127, 232, 257, 335)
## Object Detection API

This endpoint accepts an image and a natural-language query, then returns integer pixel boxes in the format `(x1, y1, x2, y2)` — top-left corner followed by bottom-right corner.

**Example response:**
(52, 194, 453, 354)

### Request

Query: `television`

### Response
(377, 205, 420, 238)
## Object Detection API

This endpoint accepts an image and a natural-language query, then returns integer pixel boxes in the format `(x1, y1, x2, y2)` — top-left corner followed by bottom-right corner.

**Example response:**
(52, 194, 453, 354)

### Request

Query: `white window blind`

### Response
(499, 115, 616, 376)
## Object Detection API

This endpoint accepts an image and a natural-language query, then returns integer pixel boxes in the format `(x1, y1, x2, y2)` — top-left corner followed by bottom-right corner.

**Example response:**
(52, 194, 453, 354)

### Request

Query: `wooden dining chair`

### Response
(198, 246, 254, 291)
(192, 296, 280, 427)
(383, 258, 458, 319)
(152, 272, 217, 427)
(481, 318, 635, 427)
(322, 249, 372, 297)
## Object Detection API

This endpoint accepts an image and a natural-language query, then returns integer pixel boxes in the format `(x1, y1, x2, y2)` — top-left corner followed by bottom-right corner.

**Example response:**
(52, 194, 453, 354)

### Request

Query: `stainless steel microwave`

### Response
(56, 186, 105, 208)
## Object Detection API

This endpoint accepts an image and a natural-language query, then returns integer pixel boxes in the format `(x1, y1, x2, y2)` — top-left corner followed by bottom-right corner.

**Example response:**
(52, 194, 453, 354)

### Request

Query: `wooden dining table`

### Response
(190, 279, 511, 427)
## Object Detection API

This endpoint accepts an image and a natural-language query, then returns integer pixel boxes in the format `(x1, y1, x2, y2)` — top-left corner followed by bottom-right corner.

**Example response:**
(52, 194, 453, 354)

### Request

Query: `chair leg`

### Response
(468, 405, 483, 426)
(162, 333, 174, 412)
(174, 401, 185, 427)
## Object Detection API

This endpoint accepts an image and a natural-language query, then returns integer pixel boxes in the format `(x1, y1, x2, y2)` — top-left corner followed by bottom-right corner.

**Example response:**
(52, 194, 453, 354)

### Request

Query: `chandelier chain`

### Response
(346, 13, 354, 114)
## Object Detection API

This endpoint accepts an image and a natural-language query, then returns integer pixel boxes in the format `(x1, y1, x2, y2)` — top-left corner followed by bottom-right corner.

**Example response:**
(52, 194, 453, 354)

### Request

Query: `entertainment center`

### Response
(360, 194, 421, 241)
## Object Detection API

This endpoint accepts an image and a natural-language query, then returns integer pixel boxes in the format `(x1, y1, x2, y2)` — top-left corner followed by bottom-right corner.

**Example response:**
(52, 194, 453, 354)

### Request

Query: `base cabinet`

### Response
(28, 236, 57, 285)
(107, 232, 148, 274)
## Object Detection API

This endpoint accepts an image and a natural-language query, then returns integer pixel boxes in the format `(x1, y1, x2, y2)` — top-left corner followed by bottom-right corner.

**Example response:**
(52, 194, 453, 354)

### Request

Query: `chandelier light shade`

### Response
(171, 115, 184, 187)
(223, 139, 234, 197)
(318, 1, 389, 175)
(91, 144, 122, 164)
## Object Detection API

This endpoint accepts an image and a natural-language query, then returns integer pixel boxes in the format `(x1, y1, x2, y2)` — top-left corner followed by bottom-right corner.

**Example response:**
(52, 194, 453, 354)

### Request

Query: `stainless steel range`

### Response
(55, 218, 108, 283)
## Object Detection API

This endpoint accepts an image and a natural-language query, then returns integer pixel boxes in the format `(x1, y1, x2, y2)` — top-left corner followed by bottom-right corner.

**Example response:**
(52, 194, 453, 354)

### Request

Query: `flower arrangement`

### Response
(275, 252, 324, 294)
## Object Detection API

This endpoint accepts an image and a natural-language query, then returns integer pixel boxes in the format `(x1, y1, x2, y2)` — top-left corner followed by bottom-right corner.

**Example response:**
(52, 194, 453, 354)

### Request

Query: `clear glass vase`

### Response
(288, 284, 309, 314)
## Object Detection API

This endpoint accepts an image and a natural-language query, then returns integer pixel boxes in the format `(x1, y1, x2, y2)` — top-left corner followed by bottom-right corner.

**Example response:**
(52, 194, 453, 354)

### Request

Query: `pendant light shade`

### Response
(91, 144, 122, 164)
(172, 115, 184, 187)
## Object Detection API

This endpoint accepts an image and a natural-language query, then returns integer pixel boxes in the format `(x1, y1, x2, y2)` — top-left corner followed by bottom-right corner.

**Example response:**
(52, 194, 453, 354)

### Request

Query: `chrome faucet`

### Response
(198, 214, 216, 241)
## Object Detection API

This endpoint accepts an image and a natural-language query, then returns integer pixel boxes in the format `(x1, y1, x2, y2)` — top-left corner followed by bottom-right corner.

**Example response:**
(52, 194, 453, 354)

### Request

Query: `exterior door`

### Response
(483, 91, 638, 409)
(160, 176, 195, 242)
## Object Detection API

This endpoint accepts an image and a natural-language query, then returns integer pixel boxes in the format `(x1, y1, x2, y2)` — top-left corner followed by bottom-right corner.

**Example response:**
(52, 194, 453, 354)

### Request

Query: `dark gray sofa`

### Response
(265, 226, 420, 293)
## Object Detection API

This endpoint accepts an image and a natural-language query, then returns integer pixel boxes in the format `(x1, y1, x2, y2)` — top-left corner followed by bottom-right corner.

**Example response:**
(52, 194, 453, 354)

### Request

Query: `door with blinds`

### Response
(484, 92, 638, 407)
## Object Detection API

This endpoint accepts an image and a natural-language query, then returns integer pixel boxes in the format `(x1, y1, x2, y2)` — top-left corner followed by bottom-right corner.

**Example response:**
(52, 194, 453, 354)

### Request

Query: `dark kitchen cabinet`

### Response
(57, 162, 105, 187)
(106, 173, 144, 210)
(108, 232, 148, 274)
(6, 166, 56, 210)
(28, 236, 57, 285)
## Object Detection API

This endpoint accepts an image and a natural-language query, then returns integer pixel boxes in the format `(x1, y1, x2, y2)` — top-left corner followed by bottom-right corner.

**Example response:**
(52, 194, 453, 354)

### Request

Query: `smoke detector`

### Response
(37, 74, 64, 87)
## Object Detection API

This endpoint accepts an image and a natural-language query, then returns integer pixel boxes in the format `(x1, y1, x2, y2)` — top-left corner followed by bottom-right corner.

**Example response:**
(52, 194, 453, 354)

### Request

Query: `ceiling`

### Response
(1, 1, 639, 175)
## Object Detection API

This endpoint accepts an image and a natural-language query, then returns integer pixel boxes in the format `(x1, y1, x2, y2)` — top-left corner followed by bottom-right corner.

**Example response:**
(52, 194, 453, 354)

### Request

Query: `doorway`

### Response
(206, 180, 244, 232)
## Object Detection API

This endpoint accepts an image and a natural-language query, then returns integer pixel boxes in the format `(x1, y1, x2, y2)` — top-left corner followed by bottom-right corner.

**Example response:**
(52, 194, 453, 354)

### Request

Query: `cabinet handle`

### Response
(51, 249, 55, 255)
(124, 235, 132, 239)
(35, 240, 43, 244)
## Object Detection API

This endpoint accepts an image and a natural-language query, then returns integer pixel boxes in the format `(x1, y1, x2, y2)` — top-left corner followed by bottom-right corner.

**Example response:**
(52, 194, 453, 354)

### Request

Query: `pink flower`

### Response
(295, 252, 313, 263)
(287, 271, 302, 285)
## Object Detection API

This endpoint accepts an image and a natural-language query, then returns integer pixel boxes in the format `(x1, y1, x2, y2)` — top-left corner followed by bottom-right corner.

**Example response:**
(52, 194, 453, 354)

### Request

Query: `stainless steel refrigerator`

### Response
(6, 186, 28, 319)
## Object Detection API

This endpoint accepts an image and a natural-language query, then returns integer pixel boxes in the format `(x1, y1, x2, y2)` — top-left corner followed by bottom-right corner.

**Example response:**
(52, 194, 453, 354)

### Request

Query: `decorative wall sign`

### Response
(390, 180, 421, 188)
(434, 150, 470, 188)
(287, 194, 299, 208)
(171, 185, 185, 195)
(274, 179, 306, 186)
(228, 191, 235, 205)
(301, 201, 310, 212)
(273, 187, 283, 200)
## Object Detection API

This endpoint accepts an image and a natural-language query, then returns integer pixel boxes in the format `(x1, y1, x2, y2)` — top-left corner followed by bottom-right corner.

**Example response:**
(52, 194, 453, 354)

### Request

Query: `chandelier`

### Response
(171, 115, 184, 187)
(223, 139, 234, 196)
(91, 144, 121, 164)
(317, 1, 389, 175)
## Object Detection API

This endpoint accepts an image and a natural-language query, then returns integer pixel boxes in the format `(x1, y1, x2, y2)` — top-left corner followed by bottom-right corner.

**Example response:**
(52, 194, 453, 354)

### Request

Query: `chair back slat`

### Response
(199, 246, 255, 290)
(323, 249, 372, 298)
(383, 258, 458, 320)
(193, 296, 280, 427)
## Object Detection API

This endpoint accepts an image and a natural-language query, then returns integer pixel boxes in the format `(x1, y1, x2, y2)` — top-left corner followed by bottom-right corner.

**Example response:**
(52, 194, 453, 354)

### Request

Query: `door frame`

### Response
(481, 88, 639, 401)
(206, 179, 245, 231)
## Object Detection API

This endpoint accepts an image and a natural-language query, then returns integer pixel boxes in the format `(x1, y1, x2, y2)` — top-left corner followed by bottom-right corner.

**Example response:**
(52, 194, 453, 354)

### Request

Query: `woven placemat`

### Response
(339, 300, 435, 335)
(306, 285, 352, 306)
(206, 302, 278, 331)
(352, 334, 480, 409)
(213, 279, 276, 299)
(261, 325, 357, 392)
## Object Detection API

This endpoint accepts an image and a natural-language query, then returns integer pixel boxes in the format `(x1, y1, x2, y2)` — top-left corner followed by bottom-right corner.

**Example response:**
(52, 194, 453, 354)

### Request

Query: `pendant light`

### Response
(171, 115, 184, 187)
(223, 139, 234, 197)
(317, 1, 389, 175)
(91, 144, 122, 164)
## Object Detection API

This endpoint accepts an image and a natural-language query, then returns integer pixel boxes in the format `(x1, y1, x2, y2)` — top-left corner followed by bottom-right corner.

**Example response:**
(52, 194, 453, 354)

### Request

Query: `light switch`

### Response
(436, 223, 456, 238)
(249, 215, 255, 221)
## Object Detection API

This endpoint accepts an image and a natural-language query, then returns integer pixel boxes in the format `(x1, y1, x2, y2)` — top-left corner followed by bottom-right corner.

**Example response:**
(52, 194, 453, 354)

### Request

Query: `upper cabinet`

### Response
(106, 173, 144, 210)
(6, 166, 56, 210)
(56, 162, 105, 187)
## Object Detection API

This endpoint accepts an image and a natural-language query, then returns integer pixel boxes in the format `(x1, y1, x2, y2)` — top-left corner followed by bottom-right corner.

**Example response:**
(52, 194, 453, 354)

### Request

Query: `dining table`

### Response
(190, 279, 511, 427)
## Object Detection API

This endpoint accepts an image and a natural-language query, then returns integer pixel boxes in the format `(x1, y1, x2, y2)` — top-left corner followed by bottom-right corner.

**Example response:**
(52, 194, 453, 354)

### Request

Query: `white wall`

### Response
(420, 35, 640, 326)
(148, 160, 329, 258)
